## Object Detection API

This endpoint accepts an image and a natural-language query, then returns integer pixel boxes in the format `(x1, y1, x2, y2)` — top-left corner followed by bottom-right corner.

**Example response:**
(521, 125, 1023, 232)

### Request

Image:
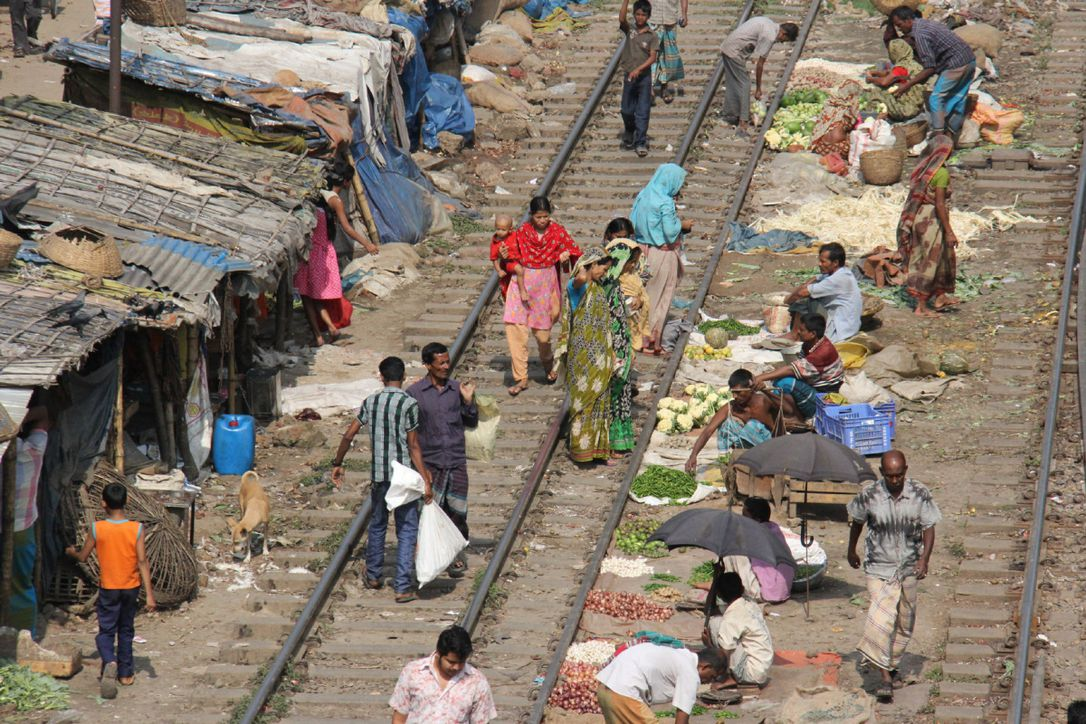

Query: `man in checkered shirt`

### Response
(889, 7, 975, 138)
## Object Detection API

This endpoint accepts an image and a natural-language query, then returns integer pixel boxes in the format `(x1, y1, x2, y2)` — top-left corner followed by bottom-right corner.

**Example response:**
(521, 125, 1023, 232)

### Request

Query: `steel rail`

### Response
(239, 35, 628, 724)
(529, 1, 822, 719)
(1012, 128, 1086, 723)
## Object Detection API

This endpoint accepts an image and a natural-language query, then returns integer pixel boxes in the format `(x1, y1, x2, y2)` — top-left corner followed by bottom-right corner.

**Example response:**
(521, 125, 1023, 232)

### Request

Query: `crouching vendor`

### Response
(754, 314, 843, 420)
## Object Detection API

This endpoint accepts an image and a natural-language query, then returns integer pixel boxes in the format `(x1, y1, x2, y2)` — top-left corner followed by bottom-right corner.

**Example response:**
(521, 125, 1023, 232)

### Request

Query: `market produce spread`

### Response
(655, 384, 733, 434)
(630, 465, 698, 499)
(614, 518, 668, 557)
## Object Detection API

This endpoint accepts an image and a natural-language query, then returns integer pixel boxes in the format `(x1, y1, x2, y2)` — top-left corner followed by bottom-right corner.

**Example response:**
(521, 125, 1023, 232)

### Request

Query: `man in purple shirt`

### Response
(407, 342, 478, 578)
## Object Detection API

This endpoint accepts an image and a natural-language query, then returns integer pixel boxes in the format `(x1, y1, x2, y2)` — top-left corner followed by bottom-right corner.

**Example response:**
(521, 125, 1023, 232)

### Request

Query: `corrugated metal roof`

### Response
(122, 235, 252, 297)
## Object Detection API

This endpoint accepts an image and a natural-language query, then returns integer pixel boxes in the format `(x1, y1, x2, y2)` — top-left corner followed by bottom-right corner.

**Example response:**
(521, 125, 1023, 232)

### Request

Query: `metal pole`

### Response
(238, 499, 373, 724)
(108, 0, 123, 115)
(530, 3, 822, 718)
(1009, 126, 1086, 724)
(0, 440, 17, 628)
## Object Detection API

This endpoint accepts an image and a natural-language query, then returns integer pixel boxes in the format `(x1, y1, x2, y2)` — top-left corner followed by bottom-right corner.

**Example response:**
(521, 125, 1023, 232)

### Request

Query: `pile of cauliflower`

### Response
(655, 384, 733, 435)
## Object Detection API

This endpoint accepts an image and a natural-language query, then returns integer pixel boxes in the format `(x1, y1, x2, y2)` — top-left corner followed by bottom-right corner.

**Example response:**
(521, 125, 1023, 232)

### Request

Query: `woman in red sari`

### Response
(503, 196, 581, 395)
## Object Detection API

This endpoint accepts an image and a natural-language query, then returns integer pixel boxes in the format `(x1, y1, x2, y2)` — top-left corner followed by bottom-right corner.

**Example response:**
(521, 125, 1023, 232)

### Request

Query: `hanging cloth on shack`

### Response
(727, 222, 816, 254)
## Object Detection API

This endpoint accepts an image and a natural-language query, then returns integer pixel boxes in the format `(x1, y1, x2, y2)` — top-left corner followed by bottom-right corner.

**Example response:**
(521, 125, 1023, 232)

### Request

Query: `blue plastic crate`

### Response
(815, 393, 896, 439)
(817, 403, 894, 456)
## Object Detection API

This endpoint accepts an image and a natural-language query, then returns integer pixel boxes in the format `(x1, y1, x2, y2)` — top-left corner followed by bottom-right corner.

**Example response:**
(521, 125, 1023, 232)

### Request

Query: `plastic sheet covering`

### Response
(524, 0, 569, 20)
(422, 73, 476, 150)
(350, 114, 436, 245)
(388, 8, 431, 148)
(727, 221, 816, 254)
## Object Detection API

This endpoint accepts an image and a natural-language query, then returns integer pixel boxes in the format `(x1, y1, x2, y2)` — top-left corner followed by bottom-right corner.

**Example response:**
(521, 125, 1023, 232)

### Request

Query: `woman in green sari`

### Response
(604, 238, 637, 455)
(566, 247, 616, 464)
(865, 39, 929, 123)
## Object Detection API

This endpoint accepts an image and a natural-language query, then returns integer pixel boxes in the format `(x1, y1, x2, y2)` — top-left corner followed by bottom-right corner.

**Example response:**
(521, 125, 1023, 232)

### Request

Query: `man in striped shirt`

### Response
(332, 356, 431, 603)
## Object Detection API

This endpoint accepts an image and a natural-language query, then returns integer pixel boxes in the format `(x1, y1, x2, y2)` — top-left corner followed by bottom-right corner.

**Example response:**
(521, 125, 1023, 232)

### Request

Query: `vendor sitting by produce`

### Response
(595, 642, 730, 722)
(692, 498, 794, 604)
(810, 81, 862, 159)
(781, 242, 861, 344)
(702, 572, 774, 687)
(685, 370, 797, 473)
(865, 39, 929, 123)
(754, 313, 844, 420)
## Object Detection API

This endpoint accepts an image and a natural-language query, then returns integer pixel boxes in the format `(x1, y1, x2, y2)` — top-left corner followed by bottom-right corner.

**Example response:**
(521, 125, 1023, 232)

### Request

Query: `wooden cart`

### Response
(731, 464, 861, 517)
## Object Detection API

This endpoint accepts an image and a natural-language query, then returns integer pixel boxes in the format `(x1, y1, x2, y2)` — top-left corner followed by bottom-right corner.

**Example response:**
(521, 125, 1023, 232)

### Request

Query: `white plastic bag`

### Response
(465, 395, 500, 462)
(185, 356, 213, 468)
(386, 460, 425, 511)
(415, 503, 468, 588)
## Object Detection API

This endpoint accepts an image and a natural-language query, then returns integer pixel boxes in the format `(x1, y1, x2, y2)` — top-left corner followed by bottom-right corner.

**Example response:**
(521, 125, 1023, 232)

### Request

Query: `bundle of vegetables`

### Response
(655, 397, 694, 434)
(0, 662, 70, 712)
(586, 590, 675, 621)
(698, 318, 761, 337)
(688, 560, 716, 586)
(765, 101, 822, 151)
(615, 518, 669, 557)
(549, 661, 603, 713)
(656, 387, 731, 433)
(631, 465, 697, 499)
(684, 343, 732, 361)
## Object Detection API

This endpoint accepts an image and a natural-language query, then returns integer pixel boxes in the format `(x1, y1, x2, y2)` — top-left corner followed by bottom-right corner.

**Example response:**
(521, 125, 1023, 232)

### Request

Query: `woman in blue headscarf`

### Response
(630, 163, 692, 354)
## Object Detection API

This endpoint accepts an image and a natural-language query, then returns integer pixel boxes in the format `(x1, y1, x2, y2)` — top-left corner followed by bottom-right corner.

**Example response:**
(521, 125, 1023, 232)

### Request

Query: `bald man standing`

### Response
(846, 450, 940, 702)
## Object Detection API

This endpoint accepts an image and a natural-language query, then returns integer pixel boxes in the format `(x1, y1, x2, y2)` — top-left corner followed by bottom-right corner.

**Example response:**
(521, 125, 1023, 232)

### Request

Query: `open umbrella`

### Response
(648, 508, 796, 569)
(734, 433, 877, 483)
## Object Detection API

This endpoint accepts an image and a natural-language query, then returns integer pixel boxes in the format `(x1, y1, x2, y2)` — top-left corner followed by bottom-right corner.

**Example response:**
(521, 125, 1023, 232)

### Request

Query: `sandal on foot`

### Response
(447, 559, 467, 579)
(875, 684, 893, 701)
(363, 577, 383, 590)
(508, 382, 528, 396)
(395, 591, 417, 604)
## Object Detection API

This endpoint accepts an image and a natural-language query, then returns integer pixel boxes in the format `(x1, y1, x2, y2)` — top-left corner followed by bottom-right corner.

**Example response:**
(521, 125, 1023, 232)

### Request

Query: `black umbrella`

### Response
(734, 433, 877, 483)
(648, 508, 796, 569)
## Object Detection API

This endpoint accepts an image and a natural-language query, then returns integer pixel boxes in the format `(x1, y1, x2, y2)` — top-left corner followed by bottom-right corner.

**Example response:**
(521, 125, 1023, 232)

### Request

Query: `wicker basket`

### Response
(38, 226, 124, 278)
(125, 0, 186, 26)
(0, 229, 22, 270)
(860, 148, 905, 186)
(872, 0, 920, 16)
(901, 120, 927, 147)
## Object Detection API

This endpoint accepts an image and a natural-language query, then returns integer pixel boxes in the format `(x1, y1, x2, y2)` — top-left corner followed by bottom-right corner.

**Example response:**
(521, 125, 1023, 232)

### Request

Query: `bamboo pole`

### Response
(225, 282, 237, 414)
(184, 13, 313, 43)
(0, 440, 16, 628)
(137, 335, 172, 469)
(113, 353, 125, 471)
(350, 172, 380, 247)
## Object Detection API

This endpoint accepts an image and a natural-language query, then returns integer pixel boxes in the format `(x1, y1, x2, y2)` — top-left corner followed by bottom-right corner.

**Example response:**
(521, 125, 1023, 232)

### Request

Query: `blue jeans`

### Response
(11, 526, 37, 637)
(621, 72, 652, 147)
(96, 587, 139, 678)
(366, 481, 421, 593)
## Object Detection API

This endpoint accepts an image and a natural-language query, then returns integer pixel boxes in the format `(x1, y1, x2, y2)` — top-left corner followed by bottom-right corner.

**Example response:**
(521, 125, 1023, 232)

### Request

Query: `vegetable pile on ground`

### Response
(684, 343, 732, 361)
(688, 560, 716, 586)
(631, 466, 697, 500)
(586, 590, 675, 621)
(566, 640, 619, 666)
(698, 318, 760, 337)
(0, 661, 70, 712)
(615, 518, 669, 557)
(601, 555, 655, 577)
(549, 661, 603, 713)
(765, 90, 824, 151)
(656, 386, 731, 434)
(643, 583, 684, 602)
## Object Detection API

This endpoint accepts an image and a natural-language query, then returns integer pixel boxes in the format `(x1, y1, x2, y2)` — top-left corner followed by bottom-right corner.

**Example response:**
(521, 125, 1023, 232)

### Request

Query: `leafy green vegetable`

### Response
(643, 582, 669, 593)
(651, 572, 681, 582)
(0, 661, 70, 712)
(716, 711, 740, 720)
(688, 561, 715, 586)
(698, 318, 760, 337)
(794, 563, 825, 579)
(632, 466, 697, 500)
(616, 519, 669, 557)
(859, 272, 1006, 307)
(781, 89, 827, 107)
(656, 705, 708, 718)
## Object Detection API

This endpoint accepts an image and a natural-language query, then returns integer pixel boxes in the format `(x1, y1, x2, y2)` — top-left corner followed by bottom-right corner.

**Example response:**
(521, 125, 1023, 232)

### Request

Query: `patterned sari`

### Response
(811, 81, 862, 158)
(896, 137, 957, 300)
(605, 244, 635, 452)
(567, 277, 614, 463)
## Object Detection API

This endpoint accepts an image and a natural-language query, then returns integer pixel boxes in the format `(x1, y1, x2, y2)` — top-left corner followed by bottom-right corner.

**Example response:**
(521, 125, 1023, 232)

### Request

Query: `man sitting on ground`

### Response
(699, 497, 794, 604)
(685, 369, 799, 473)
(703, 572, 774, 687)
(781, 242, 862, 343)
(754, 314, 844, 420)
(596, 641, 729, 723)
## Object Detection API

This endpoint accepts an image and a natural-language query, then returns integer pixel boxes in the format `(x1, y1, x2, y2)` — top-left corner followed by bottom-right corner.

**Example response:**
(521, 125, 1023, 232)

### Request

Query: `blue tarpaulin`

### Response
(388, 8, 431, 148)
(727, 222, 816, 254)
(421, 73, 475, 150)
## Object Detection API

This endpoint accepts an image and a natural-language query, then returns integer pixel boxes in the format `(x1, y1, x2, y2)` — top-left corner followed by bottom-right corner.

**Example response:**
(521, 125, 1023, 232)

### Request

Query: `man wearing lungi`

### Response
(847, 450, 940, 701)
(889, 7, 976, 139)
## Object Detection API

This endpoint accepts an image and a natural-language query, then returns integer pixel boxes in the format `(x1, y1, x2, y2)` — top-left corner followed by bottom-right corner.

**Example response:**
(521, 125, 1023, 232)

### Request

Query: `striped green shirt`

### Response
(358, 387, 420, 483)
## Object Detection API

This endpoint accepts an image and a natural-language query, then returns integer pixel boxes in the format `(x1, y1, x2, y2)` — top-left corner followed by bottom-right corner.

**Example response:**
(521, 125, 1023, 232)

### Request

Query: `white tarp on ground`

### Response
(122, 14, 394, 149)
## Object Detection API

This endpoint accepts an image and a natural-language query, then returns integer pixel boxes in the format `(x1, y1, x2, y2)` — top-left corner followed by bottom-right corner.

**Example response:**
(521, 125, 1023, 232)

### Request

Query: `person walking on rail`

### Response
(331, 356, 431, 603)
(720, 17, 799, 135)
(888, 6, 976, 139)
(602, 239, 637, 456)
(619, 0, 660, 157)
(631, 163, 692, 354)
(408, 342, 478, 579)
(595, 639, 729, 723)
(847, 450, 940, 701)
(651, 0, 687, 104)
(503, 196, 581, 396)
(390, 624, 497, 722)
(604, 218, 652, 352)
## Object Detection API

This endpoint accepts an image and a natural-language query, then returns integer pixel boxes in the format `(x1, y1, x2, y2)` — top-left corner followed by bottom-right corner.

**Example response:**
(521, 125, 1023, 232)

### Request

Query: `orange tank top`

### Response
(94, 519, 142, 590)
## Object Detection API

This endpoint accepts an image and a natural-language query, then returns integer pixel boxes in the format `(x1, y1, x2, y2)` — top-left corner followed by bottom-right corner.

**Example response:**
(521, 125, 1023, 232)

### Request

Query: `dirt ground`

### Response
(0, 0, 90, 98)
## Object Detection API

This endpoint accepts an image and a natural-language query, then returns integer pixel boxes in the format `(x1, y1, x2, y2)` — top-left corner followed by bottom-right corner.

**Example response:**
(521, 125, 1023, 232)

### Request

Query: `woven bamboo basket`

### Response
(901, 120, 927, 147)
(38, 226, 124, 278)
(125, 0, 186, 26)
(872, 0, 920, 16)
(0, 229, 22, 270)
(860, 148, 905, 186)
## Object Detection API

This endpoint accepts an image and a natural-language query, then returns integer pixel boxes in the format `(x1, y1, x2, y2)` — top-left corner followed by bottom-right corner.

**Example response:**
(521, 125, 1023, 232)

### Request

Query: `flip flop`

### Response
(508, 382, 528, 396)
(395, 591, 417, 604)
(875, 684, 893, 701)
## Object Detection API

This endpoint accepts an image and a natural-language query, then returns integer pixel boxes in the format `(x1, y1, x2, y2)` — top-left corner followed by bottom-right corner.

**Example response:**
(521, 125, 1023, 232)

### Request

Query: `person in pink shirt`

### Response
(697, 497, 793, 604)
(390, 625, 496, 723)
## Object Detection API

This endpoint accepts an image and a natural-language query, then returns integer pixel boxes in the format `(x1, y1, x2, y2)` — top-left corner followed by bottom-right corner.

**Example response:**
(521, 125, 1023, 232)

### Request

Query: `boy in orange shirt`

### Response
(67, 483, 156, 699)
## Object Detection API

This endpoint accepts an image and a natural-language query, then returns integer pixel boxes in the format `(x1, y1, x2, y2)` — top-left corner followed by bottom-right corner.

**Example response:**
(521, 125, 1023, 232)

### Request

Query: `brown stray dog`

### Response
(226, 471, 270, 561)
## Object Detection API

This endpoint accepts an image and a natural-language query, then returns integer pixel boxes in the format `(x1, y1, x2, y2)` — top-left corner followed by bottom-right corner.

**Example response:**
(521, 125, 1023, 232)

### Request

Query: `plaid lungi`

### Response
(857, 574, 919, 671)
(654, 25, 685, 84)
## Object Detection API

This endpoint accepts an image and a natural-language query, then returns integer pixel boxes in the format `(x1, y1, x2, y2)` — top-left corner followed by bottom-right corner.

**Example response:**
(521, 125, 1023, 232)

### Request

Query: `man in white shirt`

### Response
(783, 242, 862, 343)
(704, 572, 775, 687)
(720, 17, 799, 133)
(596, 643, 728, 723)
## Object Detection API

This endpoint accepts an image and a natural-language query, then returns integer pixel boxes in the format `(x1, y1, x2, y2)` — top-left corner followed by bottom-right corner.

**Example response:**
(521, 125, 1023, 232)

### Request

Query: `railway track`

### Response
(208, 1, 1086, 722)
